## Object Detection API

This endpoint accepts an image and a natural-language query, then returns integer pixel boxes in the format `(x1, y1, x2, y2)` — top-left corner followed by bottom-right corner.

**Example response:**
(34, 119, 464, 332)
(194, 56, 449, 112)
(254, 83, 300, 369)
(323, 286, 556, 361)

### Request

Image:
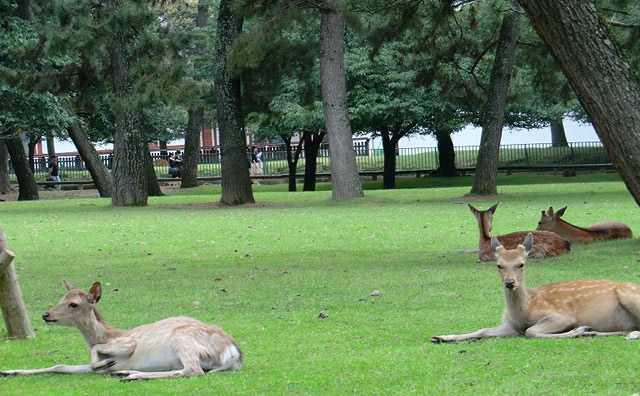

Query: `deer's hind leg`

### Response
(614, 284, 640, 340)
(114, 331, 205, 381)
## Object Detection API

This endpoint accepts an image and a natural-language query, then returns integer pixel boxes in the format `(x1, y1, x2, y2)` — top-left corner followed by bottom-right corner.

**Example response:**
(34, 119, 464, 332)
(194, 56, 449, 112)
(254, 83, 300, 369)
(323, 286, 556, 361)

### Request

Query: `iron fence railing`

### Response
(19, 141, 610, 182)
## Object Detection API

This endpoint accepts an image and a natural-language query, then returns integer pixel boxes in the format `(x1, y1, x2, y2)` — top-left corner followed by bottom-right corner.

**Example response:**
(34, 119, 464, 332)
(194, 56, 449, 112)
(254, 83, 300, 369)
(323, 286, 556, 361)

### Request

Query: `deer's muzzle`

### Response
(504, 280, 515, 289)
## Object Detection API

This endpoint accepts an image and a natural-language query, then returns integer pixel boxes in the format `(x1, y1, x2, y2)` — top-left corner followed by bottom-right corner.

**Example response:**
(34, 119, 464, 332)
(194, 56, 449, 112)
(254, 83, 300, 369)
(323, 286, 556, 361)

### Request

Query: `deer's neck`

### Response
(553, 218, 601, 242)
(77, 309, 125, 347)
(503, 285, 532, 328)
(477, 215, 492, 241)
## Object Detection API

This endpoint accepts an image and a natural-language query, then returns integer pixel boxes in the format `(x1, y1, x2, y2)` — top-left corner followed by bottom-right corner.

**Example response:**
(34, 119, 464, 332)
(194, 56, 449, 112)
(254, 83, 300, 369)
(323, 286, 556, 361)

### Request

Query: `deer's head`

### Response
(491, 233, 532, 291)
(42, 281, 102, 327)
(536, 206, 567, 231)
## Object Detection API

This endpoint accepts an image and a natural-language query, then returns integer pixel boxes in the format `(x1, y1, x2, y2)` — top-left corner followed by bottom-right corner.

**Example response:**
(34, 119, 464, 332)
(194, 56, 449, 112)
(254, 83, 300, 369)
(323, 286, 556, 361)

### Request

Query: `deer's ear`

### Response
(491, 236, 503, 252)
(521, 232, 533, 253)
(88, 282, 102, 304)
(488, 203, 499, 214)
(63, 280, 77, 291)
(468, 204, 478, 215)
(556, 207, 567, 217)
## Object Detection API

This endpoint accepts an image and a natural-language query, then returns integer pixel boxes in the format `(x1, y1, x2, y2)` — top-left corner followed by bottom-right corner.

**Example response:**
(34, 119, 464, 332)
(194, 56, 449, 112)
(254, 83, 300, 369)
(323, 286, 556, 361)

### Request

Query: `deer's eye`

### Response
(69, 303, 78, 308)
(518, 264, 524, 269)
(496, 265, 503, 270)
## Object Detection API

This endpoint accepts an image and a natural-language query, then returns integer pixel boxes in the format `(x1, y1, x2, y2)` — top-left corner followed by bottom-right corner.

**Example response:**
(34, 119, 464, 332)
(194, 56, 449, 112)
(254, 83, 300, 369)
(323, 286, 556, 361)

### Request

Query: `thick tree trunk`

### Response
(5, 135, 38, 201)
(66, 121, 113, 197)
(302, 131, 325, 192)
(16, 0, 34, 21)
(517, 0, 640, 207)
(107, 5, 148, 206)
(435, 130, 457, 177)
(182, 107, 203, 188)
(550, 119, 568, 147)
(0, 141, 14, 194)
(470, 1, 520, 195)
(145, 147, 164, 196)
(319, 2, 363, 200)
(214, 0, 254, 205)
(0, 221, 34, 339)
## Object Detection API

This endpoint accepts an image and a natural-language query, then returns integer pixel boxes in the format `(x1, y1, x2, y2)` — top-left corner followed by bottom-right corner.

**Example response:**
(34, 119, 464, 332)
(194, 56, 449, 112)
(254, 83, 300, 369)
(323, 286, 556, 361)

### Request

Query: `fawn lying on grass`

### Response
(536, 206, 632, 244)
(469, 203, 571, 262)
(0, 281, 242, 381)
(432, 233, 640, 342)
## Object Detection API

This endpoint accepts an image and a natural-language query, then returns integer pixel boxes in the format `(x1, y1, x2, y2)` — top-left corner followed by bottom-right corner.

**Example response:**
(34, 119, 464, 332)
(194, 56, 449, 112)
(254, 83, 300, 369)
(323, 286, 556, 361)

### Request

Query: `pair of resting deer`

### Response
(469, 203, 632, 262)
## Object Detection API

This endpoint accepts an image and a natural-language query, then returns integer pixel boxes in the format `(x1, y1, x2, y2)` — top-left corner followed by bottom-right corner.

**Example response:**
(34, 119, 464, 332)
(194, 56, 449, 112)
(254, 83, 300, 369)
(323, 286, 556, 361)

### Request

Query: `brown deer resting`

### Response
(469, 203, 571, 262)
(431, 233, 640, 342)
(0, 281, 243, 381)
(536, 206, 633, 244)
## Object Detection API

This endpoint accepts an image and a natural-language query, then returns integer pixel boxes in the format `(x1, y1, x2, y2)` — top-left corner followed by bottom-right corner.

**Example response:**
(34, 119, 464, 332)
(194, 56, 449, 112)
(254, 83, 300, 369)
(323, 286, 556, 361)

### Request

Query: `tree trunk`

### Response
(0, 221, 34, 339)
(0, 141, 14, 194)
(519, 0, 640, 207)
(66, 121, 113, 197)
(550, 118, 568, 147)
(16, 0, 34, 21)
(45, 133, 56, 157)
(5, 135, 39, 201)
(302, 131, 325, 192)
(281, 135, 302, 192)
(380, 130, 400, 190)
(182, 3, 208, 189)
(181, 107, 203, 188)
(214, 0, 254, 205)
(27, 135, 39, 172)
(319, 2, 363, 200)
(107, 1, 148, 207)
(159, 140, 168, 158)
(146, 147, 164, 196)
(470, 1, 520, 195)
(435, 130, 457, 177)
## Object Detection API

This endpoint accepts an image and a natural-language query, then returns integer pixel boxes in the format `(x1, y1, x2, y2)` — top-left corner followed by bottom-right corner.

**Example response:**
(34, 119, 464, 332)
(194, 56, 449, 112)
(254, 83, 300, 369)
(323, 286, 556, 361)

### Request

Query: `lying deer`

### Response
(0, 281, 242, 380)
(469, 203, 571, 261)
(432, 233, 640, 342)
(536, 206, 632, 244)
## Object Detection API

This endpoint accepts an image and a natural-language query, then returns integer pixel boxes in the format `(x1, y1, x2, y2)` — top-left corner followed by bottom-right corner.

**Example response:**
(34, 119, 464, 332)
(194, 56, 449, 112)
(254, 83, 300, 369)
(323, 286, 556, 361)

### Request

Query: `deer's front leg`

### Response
(90, 338, 136, 371)
(432, 323, 519, 343)
(1, 364, 95, 376)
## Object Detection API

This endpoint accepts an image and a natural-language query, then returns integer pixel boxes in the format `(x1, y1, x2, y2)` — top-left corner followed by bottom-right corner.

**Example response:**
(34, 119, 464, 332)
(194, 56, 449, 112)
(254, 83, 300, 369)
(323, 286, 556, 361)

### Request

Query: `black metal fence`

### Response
(21, 141, 610, 182)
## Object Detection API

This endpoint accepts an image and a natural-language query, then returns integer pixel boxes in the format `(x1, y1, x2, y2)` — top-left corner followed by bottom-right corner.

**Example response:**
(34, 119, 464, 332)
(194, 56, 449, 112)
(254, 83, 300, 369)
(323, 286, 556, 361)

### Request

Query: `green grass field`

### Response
(1, 173, 639, 395)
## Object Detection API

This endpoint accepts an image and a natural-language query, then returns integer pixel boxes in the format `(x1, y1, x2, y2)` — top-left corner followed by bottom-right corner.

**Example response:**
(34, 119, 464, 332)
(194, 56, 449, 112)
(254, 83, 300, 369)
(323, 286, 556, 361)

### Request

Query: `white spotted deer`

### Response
(0, 281, 242, 381)
(469, 203, 571, 262)
(432, 233, 640, 343)
(536, 206, 632, 244)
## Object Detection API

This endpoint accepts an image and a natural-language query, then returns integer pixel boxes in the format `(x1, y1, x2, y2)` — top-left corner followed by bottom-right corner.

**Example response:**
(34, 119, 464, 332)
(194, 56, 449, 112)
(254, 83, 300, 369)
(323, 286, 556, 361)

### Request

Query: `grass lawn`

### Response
(1, 173, 639, 395)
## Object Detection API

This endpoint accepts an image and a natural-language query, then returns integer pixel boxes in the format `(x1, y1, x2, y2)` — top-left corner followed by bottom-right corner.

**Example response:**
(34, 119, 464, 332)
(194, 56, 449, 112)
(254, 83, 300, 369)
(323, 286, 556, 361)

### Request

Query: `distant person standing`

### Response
(48, 155, 61, 190)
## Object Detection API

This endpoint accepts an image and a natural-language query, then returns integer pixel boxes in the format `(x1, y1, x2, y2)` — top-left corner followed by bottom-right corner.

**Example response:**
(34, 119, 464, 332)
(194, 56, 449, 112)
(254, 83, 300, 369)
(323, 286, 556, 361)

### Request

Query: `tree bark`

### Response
(145, 147, 164, 196)
(107, 1, 148, 206)
(27, 135, 39, 172)
(214, 0, 254, 205)
(5, 134, 39, 201)
(519, 0, 640, 207)
(435, 130, 457, 177)
(550, 118, 568, 147)
(181, 107, 203, 188)
(302, 131, 325, 192)
(470, 1, 520, 195)
(66, 121, 113, 197)
(0, 221, 34, 339)
(16, 0, 34, 21)
(0, 141, 14, 194)
(45, 133, 56, 157)
(319, 2, 363, 200)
